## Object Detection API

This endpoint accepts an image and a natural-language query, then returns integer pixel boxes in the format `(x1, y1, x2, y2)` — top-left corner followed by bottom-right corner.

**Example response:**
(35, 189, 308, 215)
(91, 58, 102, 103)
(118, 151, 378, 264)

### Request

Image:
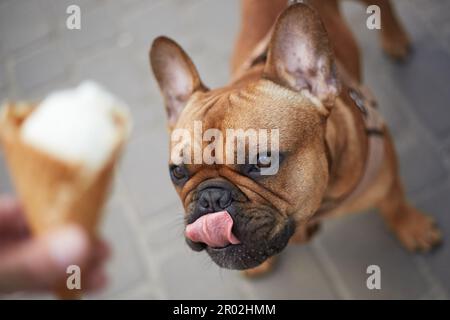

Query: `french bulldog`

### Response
(149, 0, 441, 276)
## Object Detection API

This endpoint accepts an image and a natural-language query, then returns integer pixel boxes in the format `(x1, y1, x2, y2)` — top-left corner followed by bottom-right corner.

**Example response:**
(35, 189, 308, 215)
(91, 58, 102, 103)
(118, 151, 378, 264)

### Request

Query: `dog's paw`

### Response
(381, 27, 411, 61)
(241, 256, 276, 278)
(393, 208, 442, 252)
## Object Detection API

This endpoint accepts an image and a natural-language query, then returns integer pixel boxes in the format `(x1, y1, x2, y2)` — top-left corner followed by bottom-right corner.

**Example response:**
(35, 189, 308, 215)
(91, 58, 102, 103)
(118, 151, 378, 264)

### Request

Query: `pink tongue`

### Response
(185, 211, 240, 248)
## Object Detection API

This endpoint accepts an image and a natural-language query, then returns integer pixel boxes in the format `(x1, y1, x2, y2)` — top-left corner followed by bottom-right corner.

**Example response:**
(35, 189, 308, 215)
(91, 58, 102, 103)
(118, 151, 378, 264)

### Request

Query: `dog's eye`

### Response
(170, 165, 188, 183)
(256, 155, 272, 168)
(244, 153, 279, 178)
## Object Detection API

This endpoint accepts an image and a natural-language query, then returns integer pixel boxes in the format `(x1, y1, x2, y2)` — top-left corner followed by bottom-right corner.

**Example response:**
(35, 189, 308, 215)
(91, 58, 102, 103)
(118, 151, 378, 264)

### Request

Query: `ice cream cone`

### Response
(0, 101, 129, 299)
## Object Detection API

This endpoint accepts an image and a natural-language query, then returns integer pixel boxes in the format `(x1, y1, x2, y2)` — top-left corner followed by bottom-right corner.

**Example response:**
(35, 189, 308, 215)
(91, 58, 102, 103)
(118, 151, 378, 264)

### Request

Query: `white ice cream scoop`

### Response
(21, 81, 129, 171)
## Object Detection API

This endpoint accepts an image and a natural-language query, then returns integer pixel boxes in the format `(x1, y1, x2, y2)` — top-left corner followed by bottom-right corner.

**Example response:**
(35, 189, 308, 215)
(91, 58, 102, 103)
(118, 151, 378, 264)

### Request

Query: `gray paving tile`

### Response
(316, 211, 431, 299)
(344, 1, 450, 140)
(158, 246, 247, 299)
(0, 87, 6, 104)
(416, 182, 450, 294)
(381, 47, 450, 140)
(119, 1, 194, 49)
(0, 148, 13, 194)
(109, 0, 165, 18)
(1, 291, 54, 300)
(87, 196, 149, 298)
(418, 283, 448, 300)
(176, 0, 239, 87)
(396, 132, 448, 197)
(365, 72, 414, 138)
(130, 94, 168, 137)
(0, 63, 7, 89)
(360, 58, 448, 197)
(110, 282, 159, 300)
(119, 124, 178, 220)
(410, 1, 450, 43)
(40, 0, 102, 13)
(243, 245, 337, 299)
(118, 0, 237, 83)
(18, 77, 76, 102)
(146, 202, 185, 254)
(385, 1, 450, 140)
(0, 0, 50, 57)
(14, 42, 69, 95)
(39, 0, 104, 30)
(73, 46, 149, 108)
(442, 138, 450, 165)
(58, 5, 118, 53)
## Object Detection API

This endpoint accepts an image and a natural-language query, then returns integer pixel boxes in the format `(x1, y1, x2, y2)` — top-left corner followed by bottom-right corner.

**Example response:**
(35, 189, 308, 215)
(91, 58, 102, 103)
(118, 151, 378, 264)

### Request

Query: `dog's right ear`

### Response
(264, 4, 340, 113)
(150, 36, 206, 128)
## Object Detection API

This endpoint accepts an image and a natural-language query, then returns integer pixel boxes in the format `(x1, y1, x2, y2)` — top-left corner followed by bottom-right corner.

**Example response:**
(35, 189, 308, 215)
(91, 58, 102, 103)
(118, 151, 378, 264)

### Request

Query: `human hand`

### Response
(0, 195, 110, 295)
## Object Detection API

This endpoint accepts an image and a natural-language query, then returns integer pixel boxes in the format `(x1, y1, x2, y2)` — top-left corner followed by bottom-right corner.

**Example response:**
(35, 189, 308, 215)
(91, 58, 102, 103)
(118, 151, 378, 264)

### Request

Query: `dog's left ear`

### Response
(150, 36, 206, 128)
(264, 4, 340, 110)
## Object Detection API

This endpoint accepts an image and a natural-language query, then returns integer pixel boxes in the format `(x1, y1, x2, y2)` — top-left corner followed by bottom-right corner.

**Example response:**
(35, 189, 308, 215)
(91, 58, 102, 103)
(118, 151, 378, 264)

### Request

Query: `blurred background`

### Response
(0, 0, 449, 299)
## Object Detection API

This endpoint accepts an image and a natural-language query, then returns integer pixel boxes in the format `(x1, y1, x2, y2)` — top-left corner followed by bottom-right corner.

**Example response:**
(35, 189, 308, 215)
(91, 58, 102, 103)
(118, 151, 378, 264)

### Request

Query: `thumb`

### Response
(0, 225, 90, 293)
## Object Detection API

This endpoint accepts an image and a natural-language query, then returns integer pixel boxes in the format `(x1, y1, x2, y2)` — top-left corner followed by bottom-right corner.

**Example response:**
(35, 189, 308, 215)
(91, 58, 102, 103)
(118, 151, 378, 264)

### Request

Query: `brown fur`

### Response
(150, 0, 441, 276)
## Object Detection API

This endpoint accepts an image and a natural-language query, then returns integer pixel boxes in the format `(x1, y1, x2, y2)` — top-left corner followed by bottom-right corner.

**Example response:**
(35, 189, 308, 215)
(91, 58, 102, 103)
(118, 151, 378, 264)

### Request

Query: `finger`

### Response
(0, 196, 28, 235)
(0, 224, 90, 293)
(81, 238, 111, 276)
(0, 195, 21, 215)
(63, 238, 111, 295)
(79, 240, 110, 293)
(90, 238, 111, 264)
(82, 265, 108, 292)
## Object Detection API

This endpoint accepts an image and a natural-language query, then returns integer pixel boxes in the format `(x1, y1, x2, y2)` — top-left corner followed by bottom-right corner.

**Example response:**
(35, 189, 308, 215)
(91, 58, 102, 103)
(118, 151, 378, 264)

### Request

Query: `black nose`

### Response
(198, 187, 232, 213)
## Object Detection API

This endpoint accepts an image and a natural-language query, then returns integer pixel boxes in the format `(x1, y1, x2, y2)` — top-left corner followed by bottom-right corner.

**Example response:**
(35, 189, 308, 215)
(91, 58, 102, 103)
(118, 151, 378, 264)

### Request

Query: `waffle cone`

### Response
(0, 101, 129, 299)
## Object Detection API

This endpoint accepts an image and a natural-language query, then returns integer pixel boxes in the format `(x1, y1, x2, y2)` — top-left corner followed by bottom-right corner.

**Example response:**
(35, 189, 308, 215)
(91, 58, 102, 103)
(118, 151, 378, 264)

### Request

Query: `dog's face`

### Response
(150, 4, 339, 269)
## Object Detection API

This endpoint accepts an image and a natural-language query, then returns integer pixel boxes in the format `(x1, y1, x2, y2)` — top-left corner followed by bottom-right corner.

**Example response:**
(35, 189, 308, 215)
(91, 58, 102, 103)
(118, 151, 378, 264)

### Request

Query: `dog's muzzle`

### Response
(184, 179, 295, 269)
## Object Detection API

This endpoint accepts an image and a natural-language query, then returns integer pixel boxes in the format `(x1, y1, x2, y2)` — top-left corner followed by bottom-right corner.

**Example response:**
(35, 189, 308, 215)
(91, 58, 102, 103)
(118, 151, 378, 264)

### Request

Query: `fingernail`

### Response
(48, 225, 88, 269)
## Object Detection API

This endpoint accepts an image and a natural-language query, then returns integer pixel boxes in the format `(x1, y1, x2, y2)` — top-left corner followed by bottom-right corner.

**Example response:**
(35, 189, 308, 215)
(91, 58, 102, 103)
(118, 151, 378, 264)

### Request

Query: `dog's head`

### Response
(149, 4, 339, 269)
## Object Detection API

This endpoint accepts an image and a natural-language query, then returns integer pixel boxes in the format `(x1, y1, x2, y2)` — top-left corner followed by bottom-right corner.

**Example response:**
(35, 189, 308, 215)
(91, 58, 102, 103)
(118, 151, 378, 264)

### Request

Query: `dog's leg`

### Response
(231, 0, 287, 76)
(377, 136, 441, 251)
(242, 256, 277, 278)
(378, 180, 441, 251)
(359, 0, 411, 60)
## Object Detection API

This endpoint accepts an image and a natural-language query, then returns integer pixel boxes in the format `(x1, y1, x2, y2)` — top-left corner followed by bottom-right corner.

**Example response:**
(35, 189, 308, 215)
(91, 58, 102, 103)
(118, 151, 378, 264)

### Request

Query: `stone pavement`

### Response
(0, 0, 449, 299)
